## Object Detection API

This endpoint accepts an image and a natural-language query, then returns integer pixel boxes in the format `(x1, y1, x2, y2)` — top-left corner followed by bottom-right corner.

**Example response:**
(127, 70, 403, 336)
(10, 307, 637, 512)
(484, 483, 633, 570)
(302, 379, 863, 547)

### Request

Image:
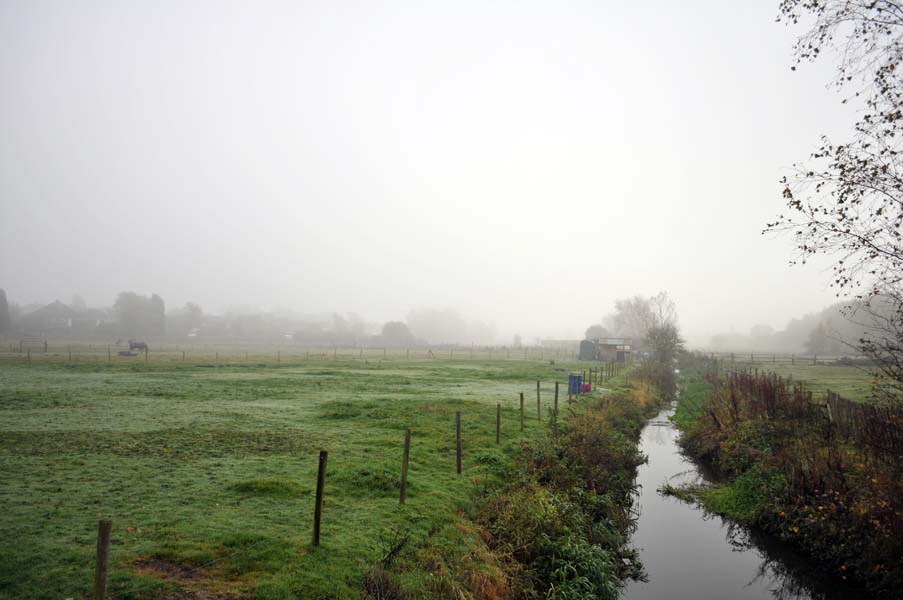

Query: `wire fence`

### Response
(706, 351, 868, 366)
(0, 340, 583, 365)
(42, 362, 626, 599)
(711, 362, 903, 469)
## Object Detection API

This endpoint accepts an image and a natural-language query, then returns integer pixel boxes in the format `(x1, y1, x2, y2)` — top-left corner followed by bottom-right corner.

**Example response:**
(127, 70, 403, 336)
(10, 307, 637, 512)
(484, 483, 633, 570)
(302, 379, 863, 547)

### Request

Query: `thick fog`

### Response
(0, 1, 856, 345)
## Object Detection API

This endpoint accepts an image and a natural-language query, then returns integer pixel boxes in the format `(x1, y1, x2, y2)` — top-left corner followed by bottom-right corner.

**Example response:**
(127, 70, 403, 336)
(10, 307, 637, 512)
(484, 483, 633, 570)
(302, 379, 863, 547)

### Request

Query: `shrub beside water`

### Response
(674, 365, 903, 597)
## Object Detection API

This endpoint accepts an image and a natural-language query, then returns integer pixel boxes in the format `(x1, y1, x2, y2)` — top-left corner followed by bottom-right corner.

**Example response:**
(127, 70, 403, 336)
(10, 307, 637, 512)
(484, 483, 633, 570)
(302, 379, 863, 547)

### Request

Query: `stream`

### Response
(621, 402, 870, 600)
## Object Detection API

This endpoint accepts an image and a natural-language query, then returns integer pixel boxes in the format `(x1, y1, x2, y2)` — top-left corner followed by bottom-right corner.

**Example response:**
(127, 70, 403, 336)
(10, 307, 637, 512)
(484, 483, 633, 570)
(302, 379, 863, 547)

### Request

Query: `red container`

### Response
(583, 383, 591, 392)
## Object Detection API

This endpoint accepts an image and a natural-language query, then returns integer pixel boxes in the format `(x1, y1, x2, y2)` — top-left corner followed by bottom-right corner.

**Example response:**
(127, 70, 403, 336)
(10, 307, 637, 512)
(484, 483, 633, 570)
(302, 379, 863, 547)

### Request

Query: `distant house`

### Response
(579, 337, 632, 362)
(17, 300, 77, 335)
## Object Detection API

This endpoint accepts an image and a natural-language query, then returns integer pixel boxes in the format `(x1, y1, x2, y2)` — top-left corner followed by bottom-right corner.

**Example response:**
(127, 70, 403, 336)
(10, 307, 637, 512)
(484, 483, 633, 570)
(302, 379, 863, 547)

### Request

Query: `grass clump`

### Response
(229, 478, 303, 496)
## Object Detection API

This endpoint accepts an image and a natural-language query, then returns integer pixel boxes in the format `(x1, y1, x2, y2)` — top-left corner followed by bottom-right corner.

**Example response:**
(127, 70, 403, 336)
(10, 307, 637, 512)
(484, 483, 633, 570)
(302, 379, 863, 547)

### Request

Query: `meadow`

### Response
(718, 359, 874, 401)
(0, 353, 610, 599)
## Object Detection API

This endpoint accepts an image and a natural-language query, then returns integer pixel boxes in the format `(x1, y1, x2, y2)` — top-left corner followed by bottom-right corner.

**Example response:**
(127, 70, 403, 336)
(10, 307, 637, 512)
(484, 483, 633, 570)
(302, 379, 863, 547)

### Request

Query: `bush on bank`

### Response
(673, 362, 903, 597)
(376, 379, 663, 599)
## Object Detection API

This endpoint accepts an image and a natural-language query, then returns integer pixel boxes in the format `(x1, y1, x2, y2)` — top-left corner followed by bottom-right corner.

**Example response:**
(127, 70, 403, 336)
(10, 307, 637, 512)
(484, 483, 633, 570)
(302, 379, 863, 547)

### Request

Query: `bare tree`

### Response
(609, 291, 678, 346)
(768, 1, 903, 401)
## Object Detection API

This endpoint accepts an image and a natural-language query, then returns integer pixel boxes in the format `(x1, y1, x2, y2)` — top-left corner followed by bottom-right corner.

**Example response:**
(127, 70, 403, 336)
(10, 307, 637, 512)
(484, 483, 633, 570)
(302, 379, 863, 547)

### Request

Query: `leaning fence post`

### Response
(313, 450, 328, 546)
(400, 429, 411, 504)
(519, 392, 524, 431)
(455, 411, 462, 475)
(94, 519, 112, 600)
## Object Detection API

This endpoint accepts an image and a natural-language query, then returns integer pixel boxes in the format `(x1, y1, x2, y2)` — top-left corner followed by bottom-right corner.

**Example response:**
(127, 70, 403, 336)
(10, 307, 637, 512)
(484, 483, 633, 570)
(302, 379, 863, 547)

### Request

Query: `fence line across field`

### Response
(0, 341, 590, 364)
(74, 362, 624, 599)
(707, 351, 869, 366)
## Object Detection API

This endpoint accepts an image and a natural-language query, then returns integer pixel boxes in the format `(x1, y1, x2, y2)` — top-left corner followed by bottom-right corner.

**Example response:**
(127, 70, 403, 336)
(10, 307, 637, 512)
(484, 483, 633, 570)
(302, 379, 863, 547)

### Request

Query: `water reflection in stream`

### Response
(621, 403, 870, 600)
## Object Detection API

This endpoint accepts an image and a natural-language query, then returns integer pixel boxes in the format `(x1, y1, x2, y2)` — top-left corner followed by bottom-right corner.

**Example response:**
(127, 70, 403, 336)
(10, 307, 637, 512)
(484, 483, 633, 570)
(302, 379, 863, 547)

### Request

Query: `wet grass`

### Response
(0, 357, 594, 600)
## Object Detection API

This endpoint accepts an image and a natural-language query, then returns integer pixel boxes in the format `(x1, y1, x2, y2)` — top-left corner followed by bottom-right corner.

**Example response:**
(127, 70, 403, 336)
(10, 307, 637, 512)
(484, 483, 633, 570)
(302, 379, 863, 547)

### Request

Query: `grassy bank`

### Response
(0, 357, 650, 599)
(671, 362, 903, 597)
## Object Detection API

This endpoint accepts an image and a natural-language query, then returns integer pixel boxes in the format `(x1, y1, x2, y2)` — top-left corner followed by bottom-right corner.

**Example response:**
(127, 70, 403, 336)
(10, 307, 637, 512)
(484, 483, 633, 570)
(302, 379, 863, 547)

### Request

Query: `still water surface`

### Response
(621, 403, 870, 600)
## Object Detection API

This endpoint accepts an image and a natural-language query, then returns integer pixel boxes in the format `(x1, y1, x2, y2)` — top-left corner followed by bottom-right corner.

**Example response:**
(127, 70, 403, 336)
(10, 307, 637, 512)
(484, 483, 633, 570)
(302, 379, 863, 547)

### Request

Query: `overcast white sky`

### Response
(0, 1, 857, 345)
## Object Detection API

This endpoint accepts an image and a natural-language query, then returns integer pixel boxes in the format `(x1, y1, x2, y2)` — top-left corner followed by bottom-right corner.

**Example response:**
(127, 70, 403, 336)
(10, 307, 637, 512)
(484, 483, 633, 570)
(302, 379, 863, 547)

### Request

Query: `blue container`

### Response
(568, 374, 584, 395)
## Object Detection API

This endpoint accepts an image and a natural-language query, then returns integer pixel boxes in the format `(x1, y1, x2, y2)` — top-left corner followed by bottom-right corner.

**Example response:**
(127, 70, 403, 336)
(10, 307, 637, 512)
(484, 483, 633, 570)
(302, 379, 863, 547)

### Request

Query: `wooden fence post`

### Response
(93, 519, 112, 600)
(277, 351, 281, 363)
(406, 348, 409, 359)
(313, 450, 328, 546)
(182, 350, 185, 361)
(496, 403, 501, 444)
(519, 393, 524, 431)
(455, 411, 462, 475)
(107, 346, 111, 362)
(400, 429, 411, 504)
(144, 347, 148, 362)
(536, 381, 541, 420)
(554, 381, 559, 429)
(27, 350, 31, 364)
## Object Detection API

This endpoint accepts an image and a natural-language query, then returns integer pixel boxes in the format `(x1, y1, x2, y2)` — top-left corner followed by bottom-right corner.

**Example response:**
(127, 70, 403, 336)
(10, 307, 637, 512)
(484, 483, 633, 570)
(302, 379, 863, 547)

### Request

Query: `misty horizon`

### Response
(1, 1, 859, 345)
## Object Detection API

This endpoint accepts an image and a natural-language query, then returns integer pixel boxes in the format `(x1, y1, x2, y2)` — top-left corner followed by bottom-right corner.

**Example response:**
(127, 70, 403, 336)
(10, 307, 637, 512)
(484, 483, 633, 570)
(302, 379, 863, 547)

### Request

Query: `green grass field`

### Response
(0, 356, 606, 599)
(724, 360, 874, 401)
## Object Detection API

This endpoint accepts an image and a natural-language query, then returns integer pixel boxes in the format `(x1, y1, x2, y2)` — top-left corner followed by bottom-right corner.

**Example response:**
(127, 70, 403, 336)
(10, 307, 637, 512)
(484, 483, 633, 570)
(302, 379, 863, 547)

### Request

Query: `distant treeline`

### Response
(0, 289, 498, 346)
(707, 301, 878, 355)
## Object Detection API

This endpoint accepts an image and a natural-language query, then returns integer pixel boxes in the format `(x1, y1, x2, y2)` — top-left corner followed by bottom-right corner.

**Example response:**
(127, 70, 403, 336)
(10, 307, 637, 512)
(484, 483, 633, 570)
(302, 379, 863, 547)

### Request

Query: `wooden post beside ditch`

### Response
(455, 411, 462, 475)
(536, 380, 541, 420)
(94, 519, 112, 600)
(399, 429, 411, 504)
(519, 392, 524, 431)
(313, 450, 328, 546)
